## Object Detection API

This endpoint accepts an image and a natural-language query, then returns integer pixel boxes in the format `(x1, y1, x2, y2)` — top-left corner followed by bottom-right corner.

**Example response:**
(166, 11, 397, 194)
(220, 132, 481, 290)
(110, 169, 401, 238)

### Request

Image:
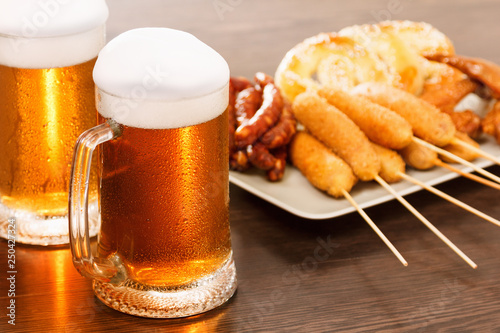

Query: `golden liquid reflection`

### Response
(43, 68, 60, 174)
(171, 309, 230, 332)
(14, 246, 72, 327)
(12, 245, 235, 330)
(52, 249, 68, 321)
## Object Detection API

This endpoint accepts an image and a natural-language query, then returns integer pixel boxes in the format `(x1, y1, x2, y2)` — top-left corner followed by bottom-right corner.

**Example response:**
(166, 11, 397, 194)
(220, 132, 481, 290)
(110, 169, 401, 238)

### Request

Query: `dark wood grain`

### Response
(2, 1, 500, 332)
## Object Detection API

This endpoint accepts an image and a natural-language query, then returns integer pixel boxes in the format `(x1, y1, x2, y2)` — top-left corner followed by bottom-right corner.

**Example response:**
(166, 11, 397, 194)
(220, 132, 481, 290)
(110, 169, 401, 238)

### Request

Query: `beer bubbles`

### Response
(0, 0, 109, 69)
(93, 28, 230, 129)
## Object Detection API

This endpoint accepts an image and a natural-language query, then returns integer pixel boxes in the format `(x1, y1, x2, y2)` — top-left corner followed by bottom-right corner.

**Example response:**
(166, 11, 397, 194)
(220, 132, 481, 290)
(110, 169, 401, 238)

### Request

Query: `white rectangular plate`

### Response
(230, 138, 499, 220)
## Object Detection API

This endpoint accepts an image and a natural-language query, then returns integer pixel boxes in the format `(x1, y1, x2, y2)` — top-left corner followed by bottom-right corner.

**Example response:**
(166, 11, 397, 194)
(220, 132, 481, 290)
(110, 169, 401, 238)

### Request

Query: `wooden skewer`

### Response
(452, 137, 500, 166)
(413, 137, 500, 185)
(435, 159, 500, 191)
(341, 189, 408, 267)
(398, 172, 500, 228)
(375, 176, 477, 269)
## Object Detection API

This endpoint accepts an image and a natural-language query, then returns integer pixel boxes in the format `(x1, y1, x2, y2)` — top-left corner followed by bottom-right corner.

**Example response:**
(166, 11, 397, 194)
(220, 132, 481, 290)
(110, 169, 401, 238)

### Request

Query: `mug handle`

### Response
(68, 119, 123, 283)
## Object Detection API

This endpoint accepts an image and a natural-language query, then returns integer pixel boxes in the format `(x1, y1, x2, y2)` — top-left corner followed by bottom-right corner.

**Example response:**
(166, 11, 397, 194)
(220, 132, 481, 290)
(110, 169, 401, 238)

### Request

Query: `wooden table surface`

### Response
(2, 0, 500, 332)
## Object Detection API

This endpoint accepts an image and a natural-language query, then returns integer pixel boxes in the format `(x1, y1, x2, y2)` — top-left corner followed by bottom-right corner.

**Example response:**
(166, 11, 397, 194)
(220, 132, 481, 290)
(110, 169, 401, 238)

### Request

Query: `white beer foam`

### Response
(94, 28, 230, 129)
(0, 0, 108, 68)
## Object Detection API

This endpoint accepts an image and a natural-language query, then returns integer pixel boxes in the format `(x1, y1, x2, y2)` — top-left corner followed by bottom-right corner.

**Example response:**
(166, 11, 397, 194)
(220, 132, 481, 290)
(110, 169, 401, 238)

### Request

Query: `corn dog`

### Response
(400, 132, 479, 166)
(441, 132, 480, 163)
(399, 141, 438, 170)
(399, 135, 500, 191)
(289, 131, 357, 197)
(293, 91, 381, 181)
(352, 82, 456, 147)
(371, 143, 406, 183)
(318, 88, 413, 150)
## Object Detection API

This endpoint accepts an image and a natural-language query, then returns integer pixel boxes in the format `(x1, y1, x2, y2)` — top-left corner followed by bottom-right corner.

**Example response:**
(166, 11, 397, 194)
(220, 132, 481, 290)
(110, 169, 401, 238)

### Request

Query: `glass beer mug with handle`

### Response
(69, 28, 237, 318)
(0, 0, 108, 245)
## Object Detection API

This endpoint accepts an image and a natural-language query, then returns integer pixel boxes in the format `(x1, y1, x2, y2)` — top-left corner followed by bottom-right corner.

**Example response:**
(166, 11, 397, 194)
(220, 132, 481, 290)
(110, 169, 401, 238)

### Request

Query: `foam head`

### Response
(0, 0, 108, 68)
(93, 28, 230, 129)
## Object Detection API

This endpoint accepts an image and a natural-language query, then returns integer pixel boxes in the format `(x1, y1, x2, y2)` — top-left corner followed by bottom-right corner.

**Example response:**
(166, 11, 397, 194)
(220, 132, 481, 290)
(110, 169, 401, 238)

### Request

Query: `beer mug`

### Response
(0, 0, 108, 245)
(69, 28, 237, 318)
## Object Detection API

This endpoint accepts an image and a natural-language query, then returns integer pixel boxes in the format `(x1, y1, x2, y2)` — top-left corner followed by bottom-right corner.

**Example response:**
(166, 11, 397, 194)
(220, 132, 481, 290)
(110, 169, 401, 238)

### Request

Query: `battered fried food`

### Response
(318, 87, 413, 150)
(375, 20, 455, 57)
(441, 132, 480, 163)
(289, 131, 357, 198)
(419, 68, 482, 138)
(482, 100, 500, 143)
(427, 54, 500, 99)
(352, 82, 456, 147)
(338, 23, 426, 95)
(292, 91, 380, 181)
(371, 143, 406, 183)
(275, 21, 456, 103)
(447, 110, 482, 139)
(420, 77, 478, 113)
(399, 141, 438, 170)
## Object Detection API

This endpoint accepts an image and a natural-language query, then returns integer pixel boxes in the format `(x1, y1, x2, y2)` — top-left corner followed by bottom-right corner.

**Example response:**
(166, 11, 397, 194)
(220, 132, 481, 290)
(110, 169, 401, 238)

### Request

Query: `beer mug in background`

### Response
(0, 0, 108, 245)
(69, 28, 237, 318)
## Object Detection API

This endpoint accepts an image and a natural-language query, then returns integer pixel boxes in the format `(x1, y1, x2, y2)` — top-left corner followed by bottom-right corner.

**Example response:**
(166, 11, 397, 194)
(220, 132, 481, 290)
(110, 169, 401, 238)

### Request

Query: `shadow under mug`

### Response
(68, 111, 237, 318)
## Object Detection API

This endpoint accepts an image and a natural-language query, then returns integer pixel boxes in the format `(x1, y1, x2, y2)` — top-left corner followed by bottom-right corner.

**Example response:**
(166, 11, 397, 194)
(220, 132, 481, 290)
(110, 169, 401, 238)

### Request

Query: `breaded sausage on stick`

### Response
(399, 141, 438, 171)
(371, 143, 478, 268)
(371, 143, 405, 183)
(375, 143, 500, 224)
(359, 81, 500, 165)
(400, 133, 479, 167)
(353, 82, 500, 177)
(414, 137, 500, 185)
(352, 82, 456, 147)
(449, 136, 500, 166)
(290, 131, 407, 266)
(441, 131, 480, 163)
(318, 88, 413, 150)
(399, 140, 500, 191)
(289, 131, 357, 197)
(292, 91, 381, 181)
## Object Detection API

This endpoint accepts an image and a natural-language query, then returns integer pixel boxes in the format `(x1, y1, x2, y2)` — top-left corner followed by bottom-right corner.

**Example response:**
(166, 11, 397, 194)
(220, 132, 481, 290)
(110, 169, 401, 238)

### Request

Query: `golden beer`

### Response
(97, 111, 231, 286)
(0, 0, 108, 245)
(0, 59, 98, 216)
(69, 28, 236, 318)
